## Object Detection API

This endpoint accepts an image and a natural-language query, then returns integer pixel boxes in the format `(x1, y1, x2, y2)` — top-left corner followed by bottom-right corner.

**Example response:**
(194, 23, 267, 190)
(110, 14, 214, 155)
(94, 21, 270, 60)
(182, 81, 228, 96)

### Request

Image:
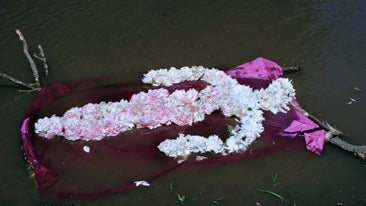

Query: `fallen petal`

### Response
(134, 180, 150, 187)
(83, 145, 90, 153)
(195, 155, 207, 161)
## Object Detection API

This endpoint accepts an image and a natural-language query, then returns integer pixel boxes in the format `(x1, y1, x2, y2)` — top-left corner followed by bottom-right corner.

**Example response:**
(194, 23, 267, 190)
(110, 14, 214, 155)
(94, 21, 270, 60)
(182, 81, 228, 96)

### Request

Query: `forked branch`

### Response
(0, 29, 47, 92)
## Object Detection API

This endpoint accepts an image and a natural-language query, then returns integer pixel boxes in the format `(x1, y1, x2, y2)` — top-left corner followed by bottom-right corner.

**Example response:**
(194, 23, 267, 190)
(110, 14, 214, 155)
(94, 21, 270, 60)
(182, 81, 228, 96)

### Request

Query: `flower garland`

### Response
(34, 66, 295, 158)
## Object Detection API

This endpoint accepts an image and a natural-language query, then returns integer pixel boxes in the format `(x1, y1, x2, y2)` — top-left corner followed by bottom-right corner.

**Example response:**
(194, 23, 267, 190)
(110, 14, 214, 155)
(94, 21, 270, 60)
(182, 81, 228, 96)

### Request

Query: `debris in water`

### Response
(134, 180, 150, 187)
(347, 97, 356, 105)
(83, 145, 90, 153)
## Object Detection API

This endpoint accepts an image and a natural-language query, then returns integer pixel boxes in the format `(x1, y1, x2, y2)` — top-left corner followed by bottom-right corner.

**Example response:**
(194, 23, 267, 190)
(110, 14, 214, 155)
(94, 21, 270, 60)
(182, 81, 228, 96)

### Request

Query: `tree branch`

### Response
(0, 73, 36, 90)
(328, 137, 366, 159)
(33, 44, 49, 77)
(15, 29, 40, 88)
(1, 30, 45, 92)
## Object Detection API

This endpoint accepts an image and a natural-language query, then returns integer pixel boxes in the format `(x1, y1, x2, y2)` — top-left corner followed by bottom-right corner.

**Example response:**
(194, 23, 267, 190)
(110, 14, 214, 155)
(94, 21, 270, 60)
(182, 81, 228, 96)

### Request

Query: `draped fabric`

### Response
(20, 57, 324, 199)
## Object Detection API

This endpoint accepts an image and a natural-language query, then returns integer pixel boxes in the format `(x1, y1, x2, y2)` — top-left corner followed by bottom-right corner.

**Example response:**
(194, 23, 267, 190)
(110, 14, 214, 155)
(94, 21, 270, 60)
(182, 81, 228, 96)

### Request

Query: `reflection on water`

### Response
(1, 0, 365, 205)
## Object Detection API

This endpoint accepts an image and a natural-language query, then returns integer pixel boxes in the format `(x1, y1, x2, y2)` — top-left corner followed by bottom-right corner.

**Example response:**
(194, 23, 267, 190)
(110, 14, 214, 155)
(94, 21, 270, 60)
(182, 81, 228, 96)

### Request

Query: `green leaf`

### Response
(227, 124, 235, 132)
(169, 183, 174, 190)
(272, 173, 281, 187)
(177, 194, 186, 202)
(257, 189, 285, 201)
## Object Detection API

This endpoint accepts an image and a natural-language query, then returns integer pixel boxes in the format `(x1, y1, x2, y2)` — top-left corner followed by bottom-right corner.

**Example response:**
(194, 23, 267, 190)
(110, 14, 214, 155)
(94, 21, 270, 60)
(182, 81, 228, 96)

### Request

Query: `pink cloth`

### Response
(226, 57, 283, 80)
(280, 100, 324, 155)
(20, 57, 325, 199)
(226, 57, 324, 154)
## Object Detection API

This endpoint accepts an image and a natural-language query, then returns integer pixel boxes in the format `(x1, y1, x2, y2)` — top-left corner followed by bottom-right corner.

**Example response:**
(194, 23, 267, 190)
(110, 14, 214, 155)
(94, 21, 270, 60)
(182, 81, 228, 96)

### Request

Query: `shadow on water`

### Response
(0, 0, 365, 205)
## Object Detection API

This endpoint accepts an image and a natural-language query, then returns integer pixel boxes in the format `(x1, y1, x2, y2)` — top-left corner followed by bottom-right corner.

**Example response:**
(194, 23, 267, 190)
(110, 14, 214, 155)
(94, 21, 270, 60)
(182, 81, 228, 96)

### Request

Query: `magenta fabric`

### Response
(226, 57, 283, 80)
(280, 100, 324, 155)
(20, 57, 324, 199)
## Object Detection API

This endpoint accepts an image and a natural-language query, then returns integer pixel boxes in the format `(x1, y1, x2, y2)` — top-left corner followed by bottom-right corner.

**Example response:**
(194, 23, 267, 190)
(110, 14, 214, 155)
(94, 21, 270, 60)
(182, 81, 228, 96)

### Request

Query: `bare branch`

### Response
(328, 137, 366, 160)
(15, 29, 40, 88)
(33, 44, 49, 76)
(0, 73, 36, 90)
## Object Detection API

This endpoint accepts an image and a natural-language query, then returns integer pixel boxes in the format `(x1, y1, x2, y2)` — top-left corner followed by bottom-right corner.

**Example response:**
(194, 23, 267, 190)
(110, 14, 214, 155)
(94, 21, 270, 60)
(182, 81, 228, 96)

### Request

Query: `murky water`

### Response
(1, 0, 365, 205)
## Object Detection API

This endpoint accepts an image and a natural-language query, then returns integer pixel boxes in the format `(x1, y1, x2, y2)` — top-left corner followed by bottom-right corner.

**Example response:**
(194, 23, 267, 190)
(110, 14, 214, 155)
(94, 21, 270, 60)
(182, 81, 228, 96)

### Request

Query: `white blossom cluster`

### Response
(142, 66, 206, 86)
(157, 134, 225, 157)
(35, 66, 296, 159)
(145, 66, 295, 158)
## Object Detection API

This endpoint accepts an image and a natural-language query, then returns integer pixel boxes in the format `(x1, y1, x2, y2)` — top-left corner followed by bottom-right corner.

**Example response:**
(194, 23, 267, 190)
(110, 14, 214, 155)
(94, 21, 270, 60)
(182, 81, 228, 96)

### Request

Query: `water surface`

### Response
(1, 1, 365, 205)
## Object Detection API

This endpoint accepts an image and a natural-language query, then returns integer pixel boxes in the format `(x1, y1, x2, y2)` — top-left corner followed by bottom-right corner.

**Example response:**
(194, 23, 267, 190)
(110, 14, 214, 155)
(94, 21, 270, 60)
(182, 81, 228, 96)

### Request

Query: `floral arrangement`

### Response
(34, 66, 295, 158)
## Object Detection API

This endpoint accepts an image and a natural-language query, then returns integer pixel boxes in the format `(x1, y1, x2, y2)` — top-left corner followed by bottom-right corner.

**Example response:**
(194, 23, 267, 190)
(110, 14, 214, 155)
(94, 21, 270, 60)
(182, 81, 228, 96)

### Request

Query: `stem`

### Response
(34, 44, 49, 76)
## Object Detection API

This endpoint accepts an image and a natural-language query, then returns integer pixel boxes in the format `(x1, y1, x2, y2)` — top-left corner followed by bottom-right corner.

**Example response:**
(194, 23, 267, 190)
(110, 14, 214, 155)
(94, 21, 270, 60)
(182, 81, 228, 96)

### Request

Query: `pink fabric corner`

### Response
(226, 57, 283, 80)
(226, 57, 325, 155)
(281, 119, 325, 155)
(284, 101, 325, 155)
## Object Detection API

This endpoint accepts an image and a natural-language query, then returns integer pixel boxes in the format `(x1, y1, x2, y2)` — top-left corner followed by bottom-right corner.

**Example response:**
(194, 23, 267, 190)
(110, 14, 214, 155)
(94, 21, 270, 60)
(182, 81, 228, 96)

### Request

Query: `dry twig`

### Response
(33, 44, 49, 76)
(15, 29, 40, 88)
(0, 73, 35, 90)
(0, 29, 47, 92)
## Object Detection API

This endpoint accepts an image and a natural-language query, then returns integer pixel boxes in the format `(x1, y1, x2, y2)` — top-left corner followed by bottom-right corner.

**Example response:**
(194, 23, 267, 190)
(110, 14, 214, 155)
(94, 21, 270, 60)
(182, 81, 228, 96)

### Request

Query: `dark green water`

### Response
(1, 1, 365, 205)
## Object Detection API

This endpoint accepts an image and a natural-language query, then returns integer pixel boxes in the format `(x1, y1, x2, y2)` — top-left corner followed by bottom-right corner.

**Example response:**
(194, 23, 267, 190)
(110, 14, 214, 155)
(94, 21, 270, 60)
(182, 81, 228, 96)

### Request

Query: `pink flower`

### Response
(129, 88, 172, 128)
(168, 89, 203, 125)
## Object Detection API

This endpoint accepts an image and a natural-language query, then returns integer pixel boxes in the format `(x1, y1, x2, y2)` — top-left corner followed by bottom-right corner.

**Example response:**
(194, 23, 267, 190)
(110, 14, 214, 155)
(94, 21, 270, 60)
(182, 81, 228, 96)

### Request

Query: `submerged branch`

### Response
(283, 66, 301, 73)
(329, 137, 366, 159)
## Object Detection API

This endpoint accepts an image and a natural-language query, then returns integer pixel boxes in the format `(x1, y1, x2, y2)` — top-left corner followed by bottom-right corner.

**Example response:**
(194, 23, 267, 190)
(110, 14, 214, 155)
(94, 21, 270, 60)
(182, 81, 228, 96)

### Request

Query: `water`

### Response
(1, 0, 365, 205)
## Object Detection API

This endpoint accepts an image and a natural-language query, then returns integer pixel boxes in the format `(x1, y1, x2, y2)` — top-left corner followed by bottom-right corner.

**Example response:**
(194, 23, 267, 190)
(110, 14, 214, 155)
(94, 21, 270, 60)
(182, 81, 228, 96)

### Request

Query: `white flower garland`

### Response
(34, 66, 295, 158)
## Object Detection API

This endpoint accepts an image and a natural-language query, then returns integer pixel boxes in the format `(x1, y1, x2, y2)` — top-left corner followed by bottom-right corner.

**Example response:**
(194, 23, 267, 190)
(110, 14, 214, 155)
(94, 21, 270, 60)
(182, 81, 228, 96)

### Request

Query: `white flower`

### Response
(34, 115, 63, 139)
